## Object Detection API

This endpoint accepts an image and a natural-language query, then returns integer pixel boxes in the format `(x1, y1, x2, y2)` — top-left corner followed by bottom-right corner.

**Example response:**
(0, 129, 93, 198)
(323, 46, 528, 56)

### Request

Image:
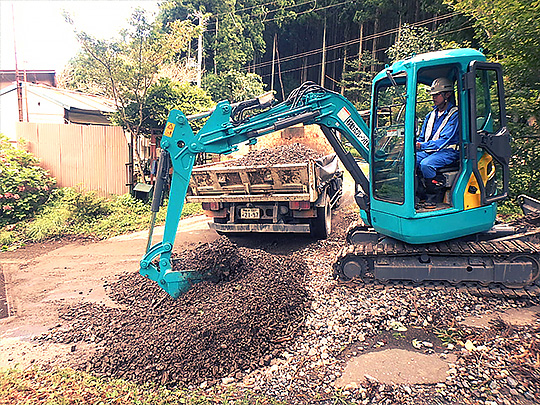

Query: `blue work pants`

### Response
(416, 149, 459, 179)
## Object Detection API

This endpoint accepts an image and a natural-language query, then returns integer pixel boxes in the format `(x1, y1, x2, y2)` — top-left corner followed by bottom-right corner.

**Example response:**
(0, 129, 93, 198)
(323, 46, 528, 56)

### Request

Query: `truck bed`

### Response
(186, 161, 318, 203)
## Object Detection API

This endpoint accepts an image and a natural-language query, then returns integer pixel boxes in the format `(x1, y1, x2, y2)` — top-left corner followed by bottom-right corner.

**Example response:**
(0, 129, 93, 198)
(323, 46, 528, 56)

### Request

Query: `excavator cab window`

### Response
(414, 66, 461, 209)
(466, 62, 510, 204)
(372, 74, 407, 204)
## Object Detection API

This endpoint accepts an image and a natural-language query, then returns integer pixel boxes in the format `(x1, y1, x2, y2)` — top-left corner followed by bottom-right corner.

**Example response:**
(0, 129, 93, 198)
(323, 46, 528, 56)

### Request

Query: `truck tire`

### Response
(311, 200, 332, 239)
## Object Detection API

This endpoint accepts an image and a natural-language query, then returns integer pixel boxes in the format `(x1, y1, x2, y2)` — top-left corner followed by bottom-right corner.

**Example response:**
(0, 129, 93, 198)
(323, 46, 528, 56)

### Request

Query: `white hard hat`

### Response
(430, 77, 453, 95)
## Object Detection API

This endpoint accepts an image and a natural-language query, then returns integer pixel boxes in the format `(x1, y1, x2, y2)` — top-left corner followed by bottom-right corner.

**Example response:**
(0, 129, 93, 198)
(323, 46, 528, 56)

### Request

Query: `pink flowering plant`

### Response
(0, 135, 56, 226)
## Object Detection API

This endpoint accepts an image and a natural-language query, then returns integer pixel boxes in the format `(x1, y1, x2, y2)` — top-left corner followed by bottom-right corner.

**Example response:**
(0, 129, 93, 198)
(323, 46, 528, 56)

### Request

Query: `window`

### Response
(475, 69, 502, 134)
(372, 78, 407, 203)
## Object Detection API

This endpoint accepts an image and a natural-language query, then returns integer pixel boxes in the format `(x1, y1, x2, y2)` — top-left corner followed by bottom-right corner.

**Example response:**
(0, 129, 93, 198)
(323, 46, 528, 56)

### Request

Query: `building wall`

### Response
(0, 87, 65, 140)
(16, 122, 130, 197)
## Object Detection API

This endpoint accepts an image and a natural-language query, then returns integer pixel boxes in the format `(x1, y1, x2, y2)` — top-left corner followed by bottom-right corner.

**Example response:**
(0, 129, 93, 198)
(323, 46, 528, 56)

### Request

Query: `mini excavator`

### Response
(140, 49, 540, 298)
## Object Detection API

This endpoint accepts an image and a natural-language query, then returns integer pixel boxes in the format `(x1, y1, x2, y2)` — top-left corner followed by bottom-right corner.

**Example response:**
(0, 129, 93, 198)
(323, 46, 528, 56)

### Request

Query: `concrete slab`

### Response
(335, 348, 456, 386)
(462, 306, 540, 328)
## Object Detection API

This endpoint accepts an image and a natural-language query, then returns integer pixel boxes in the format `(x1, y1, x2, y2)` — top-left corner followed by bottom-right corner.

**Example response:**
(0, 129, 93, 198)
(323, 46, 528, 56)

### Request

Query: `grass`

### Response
(0, 367, 285, 405)
(0, 187, 203, 251)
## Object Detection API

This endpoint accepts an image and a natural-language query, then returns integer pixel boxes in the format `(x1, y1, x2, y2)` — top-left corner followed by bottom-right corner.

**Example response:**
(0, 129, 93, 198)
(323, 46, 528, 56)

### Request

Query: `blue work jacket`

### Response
(418, 103, 459, 152)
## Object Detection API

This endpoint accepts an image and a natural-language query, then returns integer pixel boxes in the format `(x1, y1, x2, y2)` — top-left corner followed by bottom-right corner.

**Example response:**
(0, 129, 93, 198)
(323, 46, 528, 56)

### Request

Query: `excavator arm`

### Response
(140, 83, 372, 298)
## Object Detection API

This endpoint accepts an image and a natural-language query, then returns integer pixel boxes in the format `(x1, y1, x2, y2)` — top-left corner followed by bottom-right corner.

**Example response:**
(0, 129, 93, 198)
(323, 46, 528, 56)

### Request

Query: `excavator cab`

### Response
(368, 49, 511, 244)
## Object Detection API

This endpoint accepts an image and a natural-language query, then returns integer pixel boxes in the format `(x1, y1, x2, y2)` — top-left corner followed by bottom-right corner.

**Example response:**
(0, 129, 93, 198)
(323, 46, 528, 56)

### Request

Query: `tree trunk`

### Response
(320, 14, 327, 87)
(358, 23, 364, 69)
(372, 16, 379, 73)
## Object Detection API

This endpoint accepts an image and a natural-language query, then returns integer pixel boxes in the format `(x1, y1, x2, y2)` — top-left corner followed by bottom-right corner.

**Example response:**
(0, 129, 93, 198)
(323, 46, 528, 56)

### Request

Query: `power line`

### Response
(258, 24, 474, 79)
(246, 11, 461, 71)
(205, 0, 356, 31)
(214, 0, 316, 18)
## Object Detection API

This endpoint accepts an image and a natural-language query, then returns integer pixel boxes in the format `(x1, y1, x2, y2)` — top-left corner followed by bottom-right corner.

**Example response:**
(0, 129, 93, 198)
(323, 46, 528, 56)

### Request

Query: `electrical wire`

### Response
(243, 11, 462, 71)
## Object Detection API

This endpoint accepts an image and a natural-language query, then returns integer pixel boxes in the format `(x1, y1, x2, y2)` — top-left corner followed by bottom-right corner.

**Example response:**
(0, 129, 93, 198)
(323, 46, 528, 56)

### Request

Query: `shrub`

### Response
(0, 135, 56, 226)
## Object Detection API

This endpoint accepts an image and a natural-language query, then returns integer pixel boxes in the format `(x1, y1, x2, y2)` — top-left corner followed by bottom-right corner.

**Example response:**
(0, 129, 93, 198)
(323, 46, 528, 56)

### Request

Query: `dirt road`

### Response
(0, 215, 219, 369)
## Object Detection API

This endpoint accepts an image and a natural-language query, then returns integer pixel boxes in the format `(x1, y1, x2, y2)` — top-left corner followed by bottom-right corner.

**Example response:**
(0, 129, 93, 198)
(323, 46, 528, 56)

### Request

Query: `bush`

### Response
(1, 186, 203, 250)
(0, 135, 56, 226)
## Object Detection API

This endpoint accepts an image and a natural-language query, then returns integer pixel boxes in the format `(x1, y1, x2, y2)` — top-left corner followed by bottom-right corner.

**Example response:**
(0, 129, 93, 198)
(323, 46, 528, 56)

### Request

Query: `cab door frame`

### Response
(464, 61, 511, 205)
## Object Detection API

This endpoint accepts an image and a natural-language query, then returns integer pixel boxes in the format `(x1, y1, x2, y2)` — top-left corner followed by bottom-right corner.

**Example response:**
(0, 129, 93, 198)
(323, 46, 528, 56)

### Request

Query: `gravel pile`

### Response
(224, 143, 323, 166)
(39, 237, 309, 386)
(38, 211, 540, 404)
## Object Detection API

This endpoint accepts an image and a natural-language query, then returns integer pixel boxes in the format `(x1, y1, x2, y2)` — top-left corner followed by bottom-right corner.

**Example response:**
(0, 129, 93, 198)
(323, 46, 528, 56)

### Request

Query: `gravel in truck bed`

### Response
(223, 143, 323, 166)
(39, 212, 540, 404)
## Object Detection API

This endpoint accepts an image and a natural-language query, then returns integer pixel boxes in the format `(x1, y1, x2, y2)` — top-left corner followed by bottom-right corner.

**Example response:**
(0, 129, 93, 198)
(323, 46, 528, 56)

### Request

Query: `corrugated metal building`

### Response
(0, 69, 56, 90)
(0, 82, 116, 140)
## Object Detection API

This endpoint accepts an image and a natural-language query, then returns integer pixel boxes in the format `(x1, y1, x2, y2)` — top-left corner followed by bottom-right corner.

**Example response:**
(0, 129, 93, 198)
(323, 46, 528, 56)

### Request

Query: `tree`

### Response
(386, 24, 440, 62)
(63, 10, 196, 134)
(158, 0, 267, 73)
(202, 71, 266, 103)
(140, 78, 214, 134)
(62, 9, 198, 182)
(447, 0, 540, 200)
(340, 52, 379, 110)
(448, 0, 540, 89)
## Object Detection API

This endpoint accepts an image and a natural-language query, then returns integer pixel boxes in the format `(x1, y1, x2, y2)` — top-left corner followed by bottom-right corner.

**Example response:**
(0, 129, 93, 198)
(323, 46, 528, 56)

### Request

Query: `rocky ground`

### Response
(36, 208, 540, 404)
(11, 144, 540, 404)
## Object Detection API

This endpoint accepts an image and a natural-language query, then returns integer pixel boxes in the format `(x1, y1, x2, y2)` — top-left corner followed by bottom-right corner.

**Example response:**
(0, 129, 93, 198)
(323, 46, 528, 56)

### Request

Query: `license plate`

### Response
(240, 208, 260, 219)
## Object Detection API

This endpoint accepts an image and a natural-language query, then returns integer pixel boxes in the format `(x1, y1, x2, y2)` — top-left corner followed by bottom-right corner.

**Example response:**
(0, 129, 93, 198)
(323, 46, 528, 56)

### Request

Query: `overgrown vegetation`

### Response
(203, 70, 266, 103)
(0, 135, 56, 227)
(0, 367, 284, 405)
(0, 187, 201, 251)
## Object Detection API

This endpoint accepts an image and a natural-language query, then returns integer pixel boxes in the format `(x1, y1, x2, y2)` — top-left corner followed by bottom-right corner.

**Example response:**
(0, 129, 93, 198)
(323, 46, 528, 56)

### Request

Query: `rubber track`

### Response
(336, 238, 540, 300)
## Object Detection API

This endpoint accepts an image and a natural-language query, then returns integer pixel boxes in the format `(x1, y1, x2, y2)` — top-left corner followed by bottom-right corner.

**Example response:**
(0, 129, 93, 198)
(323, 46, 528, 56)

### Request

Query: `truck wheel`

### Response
(311, 201, 331, 239)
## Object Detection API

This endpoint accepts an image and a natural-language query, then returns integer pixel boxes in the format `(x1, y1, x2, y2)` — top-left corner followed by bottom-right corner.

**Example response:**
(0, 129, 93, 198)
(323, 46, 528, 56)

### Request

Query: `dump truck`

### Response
(185, 149, 343, 238)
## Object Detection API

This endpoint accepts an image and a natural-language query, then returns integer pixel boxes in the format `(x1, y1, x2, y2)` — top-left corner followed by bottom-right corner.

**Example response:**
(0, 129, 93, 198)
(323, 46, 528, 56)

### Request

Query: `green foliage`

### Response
(447, 0, 540, 89)
(62, 9, 197, 138)
(1, 188, 202, 249)
(203, 71, 266, 103)
(386, 24, 441, 62)
(497, 199, 523, 222)
(503, 84, 540, 202)
(340, 52, 378, 110)
(0, 135, 56, 226)
(139, 78, 214, 134)
(0, 366, 285, 404)
(159, 0, 267, 73)
(445, 0, 540, 201)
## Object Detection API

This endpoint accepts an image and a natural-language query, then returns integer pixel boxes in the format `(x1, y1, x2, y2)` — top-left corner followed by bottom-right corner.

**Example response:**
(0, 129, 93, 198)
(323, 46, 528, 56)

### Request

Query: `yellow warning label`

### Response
(164, 122, 175, 138)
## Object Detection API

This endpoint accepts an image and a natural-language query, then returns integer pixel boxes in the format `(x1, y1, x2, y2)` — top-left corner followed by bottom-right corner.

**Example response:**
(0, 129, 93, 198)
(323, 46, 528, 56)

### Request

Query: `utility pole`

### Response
(271, 33, 277, 92)
(320, 15, 327, 87)
(193, 11, 208, 88)
(12, 4, 23, 122)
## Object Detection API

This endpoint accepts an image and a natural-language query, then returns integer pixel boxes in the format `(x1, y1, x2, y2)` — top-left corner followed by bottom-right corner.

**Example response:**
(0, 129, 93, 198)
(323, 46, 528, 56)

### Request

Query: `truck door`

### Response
(465, 62, 511, 205)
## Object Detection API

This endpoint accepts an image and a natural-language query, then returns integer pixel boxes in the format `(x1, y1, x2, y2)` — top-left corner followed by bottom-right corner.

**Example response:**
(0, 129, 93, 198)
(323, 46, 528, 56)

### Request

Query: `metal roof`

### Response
(0, 82, 116, 113)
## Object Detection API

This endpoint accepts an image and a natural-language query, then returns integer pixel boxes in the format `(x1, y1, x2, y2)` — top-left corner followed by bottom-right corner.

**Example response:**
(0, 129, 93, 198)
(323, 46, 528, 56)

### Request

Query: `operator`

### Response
(416, 77, 459, 208)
